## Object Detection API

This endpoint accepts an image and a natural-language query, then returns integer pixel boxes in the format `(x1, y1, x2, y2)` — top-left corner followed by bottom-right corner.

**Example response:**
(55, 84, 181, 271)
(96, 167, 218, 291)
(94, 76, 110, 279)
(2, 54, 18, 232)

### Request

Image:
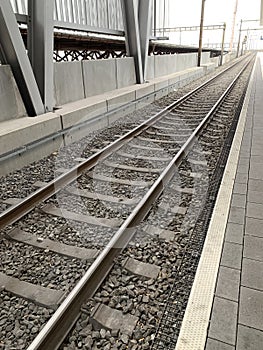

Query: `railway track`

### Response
(0, 54, 255, 350)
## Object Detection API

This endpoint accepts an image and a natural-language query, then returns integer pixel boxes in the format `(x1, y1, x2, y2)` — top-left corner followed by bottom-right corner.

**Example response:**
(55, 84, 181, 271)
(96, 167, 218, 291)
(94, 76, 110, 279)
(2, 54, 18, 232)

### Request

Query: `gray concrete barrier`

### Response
(116, 57, 136, 88)
(82, 58, 117, 97)
(0, 52, 230, 123)
(54, 57, 137, 106)
(147, 53, 200, 80)
(0, 65, 27, 122)
(54, 61, 85, 106)
(222, 53, 236, 64)
(53, 53, 218, 107)
(201, 52, 211, 64)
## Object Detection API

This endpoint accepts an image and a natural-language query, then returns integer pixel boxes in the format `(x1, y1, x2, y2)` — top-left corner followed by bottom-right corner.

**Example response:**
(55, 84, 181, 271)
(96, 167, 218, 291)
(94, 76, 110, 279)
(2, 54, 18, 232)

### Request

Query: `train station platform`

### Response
(176, 53, 263, 350)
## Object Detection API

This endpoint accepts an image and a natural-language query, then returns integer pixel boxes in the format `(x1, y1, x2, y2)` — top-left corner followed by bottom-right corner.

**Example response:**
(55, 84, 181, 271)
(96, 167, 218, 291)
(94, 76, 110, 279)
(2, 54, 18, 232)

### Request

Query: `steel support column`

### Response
(229, 0, 238, 52)
(121, 0, 143, 84)
(0, 0, 44, 116)
(261, 0, 263, 25)
(153, 0, 157, 37)
(28, 0, 54, 112)
(138, 0, 152, 81)
(197, 0, 206, 67)
(220, 23, 226, 66)
(236, 19, 243, 58)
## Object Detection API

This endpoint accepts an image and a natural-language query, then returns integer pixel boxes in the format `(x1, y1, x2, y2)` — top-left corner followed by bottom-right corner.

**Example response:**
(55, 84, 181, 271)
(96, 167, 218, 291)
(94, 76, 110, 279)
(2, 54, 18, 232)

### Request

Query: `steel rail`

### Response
(26, 57, 253, 350)
(0, 57, 250, 231)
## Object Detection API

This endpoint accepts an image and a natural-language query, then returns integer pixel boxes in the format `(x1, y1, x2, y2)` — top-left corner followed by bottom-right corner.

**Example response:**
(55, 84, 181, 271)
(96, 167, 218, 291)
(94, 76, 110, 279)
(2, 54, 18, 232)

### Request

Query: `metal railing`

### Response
(10, 0, 27, 13)
(10, 0, 124, 34)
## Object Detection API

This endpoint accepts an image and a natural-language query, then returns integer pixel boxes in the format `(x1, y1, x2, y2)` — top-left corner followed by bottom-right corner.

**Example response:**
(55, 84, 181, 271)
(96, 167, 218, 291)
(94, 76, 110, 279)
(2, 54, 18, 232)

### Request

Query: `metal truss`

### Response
(3, 0, 153, 115)
(53, 43, 224, 62)
(4, 0, 127, 115)
(4, 1, 224, 115)
(53, 49, 126, 62)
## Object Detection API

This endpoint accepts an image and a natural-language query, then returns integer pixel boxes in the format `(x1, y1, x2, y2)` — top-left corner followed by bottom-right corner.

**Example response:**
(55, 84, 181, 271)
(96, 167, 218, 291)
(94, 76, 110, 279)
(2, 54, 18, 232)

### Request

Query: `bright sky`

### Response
(161, 0, 263, 49)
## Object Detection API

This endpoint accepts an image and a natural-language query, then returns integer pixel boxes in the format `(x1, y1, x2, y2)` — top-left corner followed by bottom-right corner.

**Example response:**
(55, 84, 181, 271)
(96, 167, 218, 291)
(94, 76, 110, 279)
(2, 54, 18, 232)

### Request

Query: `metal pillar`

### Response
(153, 0, 157, 37)
(28, 0, 54, 112)
(236, 19, 243, 58)
(261, 0, 263, 25)
(138, 0, 152, 81)
(197, 0, 206, 67)
(121, 0, 144, 84)
(220, 23, 226, 66)
(0, 0, 44, 116)
(229, 0, 238, 52)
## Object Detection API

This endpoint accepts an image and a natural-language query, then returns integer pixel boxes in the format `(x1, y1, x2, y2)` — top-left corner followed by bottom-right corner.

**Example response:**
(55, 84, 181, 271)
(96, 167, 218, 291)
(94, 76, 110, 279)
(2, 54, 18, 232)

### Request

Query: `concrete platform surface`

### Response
(205, 52, 263, 350)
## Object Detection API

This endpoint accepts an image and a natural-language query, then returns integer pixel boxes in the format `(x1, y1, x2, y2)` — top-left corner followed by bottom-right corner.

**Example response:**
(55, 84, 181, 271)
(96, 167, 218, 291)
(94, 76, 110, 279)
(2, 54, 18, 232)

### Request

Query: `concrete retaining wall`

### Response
(54, 57, 137, 106)
(0, 52, 234, 126)
(210, 56, 220, 66)
(116, 58, 136, 88)
(149, 53, 198, 79)
(54, 53, 210, 105)
(201, 52, 211, 64)
(0, 53, 218, 118)
(0, 65, 27, 122)
(222, 52, 236, 65)
(0, 52, 233, 122)
(54, 61, 85, 106)
(82, 59, 117, 97)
